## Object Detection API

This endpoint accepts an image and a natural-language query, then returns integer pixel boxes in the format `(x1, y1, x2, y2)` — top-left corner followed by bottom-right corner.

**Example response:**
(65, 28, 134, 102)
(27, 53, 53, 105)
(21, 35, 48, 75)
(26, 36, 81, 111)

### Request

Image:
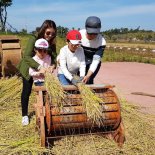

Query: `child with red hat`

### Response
(57, 30, 86, 85)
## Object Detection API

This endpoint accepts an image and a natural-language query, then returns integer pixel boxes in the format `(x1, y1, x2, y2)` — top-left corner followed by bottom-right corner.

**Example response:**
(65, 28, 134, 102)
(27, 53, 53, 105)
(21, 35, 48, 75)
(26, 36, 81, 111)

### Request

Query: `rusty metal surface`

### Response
(45, 88, 121, 132)
(0, 35, 19, 39)
(35, 91, 46, 147)
(1, 49, 21, 76)
(0, 35, 21, 77)
(33, 84, 115, 92)
(45, 94, 52, 134)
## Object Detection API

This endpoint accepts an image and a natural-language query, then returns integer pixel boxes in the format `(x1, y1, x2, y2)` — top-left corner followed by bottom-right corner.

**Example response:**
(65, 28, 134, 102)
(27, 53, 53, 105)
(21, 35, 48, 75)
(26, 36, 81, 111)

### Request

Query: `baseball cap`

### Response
(85, 16, 101, 34)
(66, 30, 82, 45)
(35, 38, 49, 49)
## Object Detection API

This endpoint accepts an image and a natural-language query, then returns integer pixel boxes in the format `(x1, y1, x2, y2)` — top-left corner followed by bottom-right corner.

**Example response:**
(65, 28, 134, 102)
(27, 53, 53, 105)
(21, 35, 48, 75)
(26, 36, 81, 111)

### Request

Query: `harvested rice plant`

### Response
(45, 72, 66, 108)
(0, 77, 155, 155)
(77, 83, 104, 127)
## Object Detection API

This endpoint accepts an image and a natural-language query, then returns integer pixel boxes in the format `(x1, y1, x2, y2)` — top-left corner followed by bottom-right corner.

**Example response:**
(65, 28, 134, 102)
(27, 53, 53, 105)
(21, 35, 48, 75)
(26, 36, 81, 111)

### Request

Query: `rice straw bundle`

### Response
(44, 72, 66, 109)
(77, 83, 104, 127)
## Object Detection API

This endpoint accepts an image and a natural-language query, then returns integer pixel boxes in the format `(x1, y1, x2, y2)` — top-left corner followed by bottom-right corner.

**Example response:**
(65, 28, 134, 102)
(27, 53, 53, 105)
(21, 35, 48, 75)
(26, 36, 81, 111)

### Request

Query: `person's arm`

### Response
(79, 48, 86, 77)
(29, 67, 41, 76)
(82, 70, 93, 83)
(83, 45, 106, 83)
(88, 35, 106, 73)
(89, 45, 106, 73)
(59, 49, 73, 81)
(23, 36, 40, 69)
(46, 55, 55, 73)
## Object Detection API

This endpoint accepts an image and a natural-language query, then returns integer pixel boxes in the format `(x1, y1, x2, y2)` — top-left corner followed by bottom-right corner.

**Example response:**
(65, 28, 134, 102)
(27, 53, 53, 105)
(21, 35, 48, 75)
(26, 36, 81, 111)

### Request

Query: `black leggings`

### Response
(86, 62, 101, 84)
(21, 77, 33, 116)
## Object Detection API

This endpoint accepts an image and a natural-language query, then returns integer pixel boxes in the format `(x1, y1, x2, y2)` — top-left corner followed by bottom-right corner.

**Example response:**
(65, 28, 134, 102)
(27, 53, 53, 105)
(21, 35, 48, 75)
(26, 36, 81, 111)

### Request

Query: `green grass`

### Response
(107, 42, 155, 49)
(17, 35, 155, 65)
(0, 34, 151, 66)
(18, 35, 31, 53)
(103, 49, 155, 64)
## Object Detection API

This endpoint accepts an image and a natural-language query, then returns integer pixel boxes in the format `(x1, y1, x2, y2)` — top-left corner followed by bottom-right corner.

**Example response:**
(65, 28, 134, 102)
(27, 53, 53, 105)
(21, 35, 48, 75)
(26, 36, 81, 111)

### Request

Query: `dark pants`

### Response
(34, 81, 44, 86)
(86, 62, 101, 84)
(21, 77, 33, 116)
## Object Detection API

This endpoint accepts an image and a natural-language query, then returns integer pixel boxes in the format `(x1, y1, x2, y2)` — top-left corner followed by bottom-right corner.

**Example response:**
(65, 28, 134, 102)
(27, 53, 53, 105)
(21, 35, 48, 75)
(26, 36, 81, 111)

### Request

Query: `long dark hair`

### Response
(37, 20, 57, 45)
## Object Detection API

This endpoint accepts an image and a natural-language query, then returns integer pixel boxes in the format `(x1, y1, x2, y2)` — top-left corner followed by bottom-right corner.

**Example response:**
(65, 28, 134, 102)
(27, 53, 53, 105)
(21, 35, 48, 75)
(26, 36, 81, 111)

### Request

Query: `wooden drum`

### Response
(45, 85, 121, 136)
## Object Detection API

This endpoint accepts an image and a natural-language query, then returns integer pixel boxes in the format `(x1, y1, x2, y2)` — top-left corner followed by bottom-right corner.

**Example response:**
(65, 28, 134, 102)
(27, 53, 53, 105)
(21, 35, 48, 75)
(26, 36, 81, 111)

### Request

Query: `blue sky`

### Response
(7, 0, 155, 32)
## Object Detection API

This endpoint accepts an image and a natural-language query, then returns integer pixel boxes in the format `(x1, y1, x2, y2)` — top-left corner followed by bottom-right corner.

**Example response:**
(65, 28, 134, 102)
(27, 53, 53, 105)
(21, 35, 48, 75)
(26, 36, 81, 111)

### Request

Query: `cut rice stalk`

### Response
(77, 83, 104, 127)
(44, 72, 66, 110)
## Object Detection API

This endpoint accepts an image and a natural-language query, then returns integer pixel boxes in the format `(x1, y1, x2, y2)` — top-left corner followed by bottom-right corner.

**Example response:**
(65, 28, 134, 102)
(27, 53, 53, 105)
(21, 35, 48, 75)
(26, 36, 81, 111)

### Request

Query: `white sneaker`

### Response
(22, 116, 29, 126)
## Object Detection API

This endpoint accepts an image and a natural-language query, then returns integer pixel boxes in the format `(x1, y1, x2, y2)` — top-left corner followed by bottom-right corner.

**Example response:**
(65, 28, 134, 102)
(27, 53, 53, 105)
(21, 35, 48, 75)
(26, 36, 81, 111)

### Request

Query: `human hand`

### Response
(48, 66, 55, 73)
(39, 67, 46, 74)
(71, 78, 80, 86)
(45, 66, 54, 73)
(79, 76, 84, 82)
(82, 75, 90, 83)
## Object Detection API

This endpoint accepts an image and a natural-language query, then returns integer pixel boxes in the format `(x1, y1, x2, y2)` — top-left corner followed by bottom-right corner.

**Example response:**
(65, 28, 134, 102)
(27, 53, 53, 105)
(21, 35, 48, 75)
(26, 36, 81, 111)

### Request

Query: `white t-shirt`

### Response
(80, 29, 106, 72)
(57, 45, 86, 81)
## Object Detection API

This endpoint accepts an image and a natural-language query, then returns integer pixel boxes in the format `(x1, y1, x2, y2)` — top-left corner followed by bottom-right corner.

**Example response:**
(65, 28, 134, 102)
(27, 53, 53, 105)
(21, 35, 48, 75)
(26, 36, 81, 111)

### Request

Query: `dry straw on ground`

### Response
(0, 77, 155, 155)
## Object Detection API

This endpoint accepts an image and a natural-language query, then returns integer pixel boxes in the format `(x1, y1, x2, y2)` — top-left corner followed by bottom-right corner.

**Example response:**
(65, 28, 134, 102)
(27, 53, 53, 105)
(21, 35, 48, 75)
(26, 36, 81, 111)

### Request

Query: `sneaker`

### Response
(22, 116, 29, 126)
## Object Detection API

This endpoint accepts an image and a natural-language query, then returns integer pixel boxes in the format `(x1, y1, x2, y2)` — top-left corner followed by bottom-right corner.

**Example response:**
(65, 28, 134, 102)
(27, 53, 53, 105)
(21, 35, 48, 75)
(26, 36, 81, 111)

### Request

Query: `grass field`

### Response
(17, 34, 155, 65)
(107, 42, 155, 49)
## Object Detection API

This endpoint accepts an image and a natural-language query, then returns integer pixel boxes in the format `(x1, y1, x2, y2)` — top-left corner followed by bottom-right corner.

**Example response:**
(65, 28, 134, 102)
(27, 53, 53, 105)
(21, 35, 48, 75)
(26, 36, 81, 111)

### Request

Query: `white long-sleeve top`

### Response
(57, 45, 86, 81)
(80, 29, 106, 73)
(29, 54, 51, 83)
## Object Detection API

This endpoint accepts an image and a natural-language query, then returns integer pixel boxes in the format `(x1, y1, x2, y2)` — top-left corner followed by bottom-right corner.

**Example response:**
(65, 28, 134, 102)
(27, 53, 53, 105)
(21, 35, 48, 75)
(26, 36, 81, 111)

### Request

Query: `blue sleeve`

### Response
(95, 45, 106, 58)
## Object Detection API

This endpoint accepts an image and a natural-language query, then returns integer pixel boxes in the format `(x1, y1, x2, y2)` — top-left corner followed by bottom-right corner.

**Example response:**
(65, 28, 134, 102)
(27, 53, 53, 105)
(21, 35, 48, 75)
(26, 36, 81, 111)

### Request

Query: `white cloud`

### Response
(100, 3, 155, 18)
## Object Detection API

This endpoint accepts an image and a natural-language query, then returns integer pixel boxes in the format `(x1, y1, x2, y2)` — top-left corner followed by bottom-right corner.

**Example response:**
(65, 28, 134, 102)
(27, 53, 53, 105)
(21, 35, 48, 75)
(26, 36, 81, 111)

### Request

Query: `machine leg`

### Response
(40, 115, 46, 147)
(36, 90, 46, 147)
(111, 121, 125, 147)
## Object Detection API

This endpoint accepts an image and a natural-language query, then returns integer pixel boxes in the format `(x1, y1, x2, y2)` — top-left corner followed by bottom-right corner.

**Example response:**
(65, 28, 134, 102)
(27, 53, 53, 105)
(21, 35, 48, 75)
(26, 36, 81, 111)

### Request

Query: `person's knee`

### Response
(59, 79, 70, 85)
(58, 74, 70, 85)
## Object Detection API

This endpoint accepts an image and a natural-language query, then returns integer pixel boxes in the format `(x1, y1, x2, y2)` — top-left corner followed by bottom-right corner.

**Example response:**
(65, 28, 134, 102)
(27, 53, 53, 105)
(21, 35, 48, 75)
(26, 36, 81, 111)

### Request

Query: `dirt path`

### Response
(95, 62, 155, 115)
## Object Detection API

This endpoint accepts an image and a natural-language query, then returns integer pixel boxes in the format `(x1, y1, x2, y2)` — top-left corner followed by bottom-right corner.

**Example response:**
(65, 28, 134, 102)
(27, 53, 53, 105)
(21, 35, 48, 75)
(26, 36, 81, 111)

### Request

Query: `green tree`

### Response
(57, 25, 69, 37)
(20, 28, 27, 34)
(0, 0, 12, 31)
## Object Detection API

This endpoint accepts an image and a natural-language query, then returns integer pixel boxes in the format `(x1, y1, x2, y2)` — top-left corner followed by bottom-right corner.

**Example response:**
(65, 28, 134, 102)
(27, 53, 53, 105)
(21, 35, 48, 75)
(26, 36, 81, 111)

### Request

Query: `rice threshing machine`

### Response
(34, 84, 125, 147)
(0, 35, 22, 77)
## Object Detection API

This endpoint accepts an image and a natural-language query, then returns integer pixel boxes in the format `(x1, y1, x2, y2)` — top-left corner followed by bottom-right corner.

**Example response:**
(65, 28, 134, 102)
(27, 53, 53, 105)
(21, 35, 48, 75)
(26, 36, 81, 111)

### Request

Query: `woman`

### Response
(17, 20, 57, 126)
(57, 30, 86, 85)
